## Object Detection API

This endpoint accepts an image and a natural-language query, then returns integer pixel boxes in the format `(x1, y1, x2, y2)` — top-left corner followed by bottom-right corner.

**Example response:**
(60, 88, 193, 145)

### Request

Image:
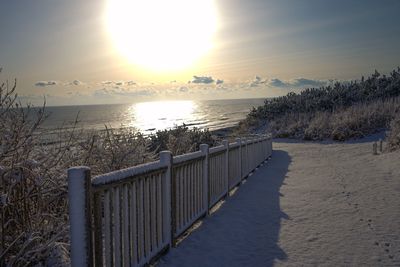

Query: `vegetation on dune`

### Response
(240, 68, 400, 142)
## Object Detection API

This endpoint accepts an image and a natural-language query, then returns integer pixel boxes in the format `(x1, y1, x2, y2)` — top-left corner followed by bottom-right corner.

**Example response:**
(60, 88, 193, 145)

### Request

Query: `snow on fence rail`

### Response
(68, 135, 272, 267)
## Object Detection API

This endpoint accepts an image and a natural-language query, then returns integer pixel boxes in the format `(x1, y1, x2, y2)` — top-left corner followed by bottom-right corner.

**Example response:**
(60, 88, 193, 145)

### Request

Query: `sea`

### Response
(39, 98, 265, 135)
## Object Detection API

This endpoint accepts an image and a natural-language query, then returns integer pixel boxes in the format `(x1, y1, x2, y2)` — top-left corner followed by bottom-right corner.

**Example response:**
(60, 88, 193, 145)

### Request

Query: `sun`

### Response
(105, 0, 218, 71)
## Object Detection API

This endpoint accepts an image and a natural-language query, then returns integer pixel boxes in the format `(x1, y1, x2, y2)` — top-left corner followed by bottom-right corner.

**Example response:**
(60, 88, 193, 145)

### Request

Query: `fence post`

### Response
(241, 138, 246, 179)
(200, 144, 209, 214)
(268, 136, 273, 158)
(373, 142, 378, 155)
(68, 166, 93, 267)
(261, 134, 267, 162)
(222, 140, 229, 197)
(379, 139, 383, 152)
(160, 151, 173, 247)
(236, 138, 242, 182)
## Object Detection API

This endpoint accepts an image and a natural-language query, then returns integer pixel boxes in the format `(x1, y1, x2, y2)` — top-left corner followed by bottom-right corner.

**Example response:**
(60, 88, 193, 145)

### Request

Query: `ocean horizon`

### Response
(38, 98, 265, 134)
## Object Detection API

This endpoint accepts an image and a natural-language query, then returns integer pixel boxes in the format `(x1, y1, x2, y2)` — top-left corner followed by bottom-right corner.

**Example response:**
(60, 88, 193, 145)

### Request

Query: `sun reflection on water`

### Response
(128, 100, 198, 133)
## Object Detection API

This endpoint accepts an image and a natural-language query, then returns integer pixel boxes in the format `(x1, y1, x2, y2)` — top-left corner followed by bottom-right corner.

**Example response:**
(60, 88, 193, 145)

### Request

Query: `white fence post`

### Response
(236, 138, 242, 181)
(160, 151, 173, 247)
(268, 136, 272, 157)
(222, 140, 229, 197)
(200, 144, 209, 214)
(68, 166, 93, 267)
(241, 138, 246, 180)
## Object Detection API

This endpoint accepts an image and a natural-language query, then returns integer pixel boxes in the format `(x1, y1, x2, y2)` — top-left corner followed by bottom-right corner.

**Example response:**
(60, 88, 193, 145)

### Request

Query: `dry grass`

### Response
(263, 97, 400, 141)
(387, 113, 400, 151)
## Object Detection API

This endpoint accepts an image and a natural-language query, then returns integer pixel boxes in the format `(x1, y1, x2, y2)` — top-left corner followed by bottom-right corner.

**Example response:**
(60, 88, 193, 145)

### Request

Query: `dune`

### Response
(157, 137, 400, 266)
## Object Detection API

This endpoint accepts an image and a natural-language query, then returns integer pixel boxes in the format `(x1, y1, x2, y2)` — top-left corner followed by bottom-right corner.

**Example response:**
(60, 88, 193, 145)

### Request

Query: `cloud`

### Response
(191, 76, 214, 84)
(291, 78, 326, 87)
(267, 78, 287, 87)
(94, 87, 154, 98)
(216, 79, 224, 85)
(250, 76, 267, 87)
(101, 80, 137, 87)
(101, 81, 114, 85)
(34, 81, 57, 87)
(249, 75, 328, 89)
(70, 80, 83, 86)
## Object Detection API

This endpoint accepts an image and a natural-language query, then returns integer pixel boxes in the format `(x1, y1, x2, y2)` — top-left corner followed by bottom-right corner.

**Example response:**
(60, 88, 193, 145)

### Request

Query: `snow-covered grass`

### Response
(387, 113, 400, 151)
(238, 68, 400, 143)
(158, 138, 400, 266)
(238, 96, 400, 142)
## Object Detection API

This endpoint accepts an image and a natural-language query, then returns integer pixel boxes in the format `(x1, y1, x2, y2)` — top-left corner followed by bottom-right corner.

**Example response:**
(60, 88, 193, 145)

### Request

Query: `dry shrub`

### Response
(304, 112, 331, 140)
(149, 124, 215, 156)
(76, 127, 155, 175)
(264, 97, 400, 141)
(268, 113, 311, 139)
(387, 113, 400, 151)
(329, 98, 398, 140)
(0, 79, 69, 266)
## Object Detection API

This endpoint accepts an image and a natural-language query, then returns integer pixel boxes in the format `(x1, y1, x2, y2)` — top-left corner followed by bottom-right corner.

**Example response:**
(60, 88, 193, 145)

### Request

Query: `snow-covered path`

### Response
(158, 140, 400, 267)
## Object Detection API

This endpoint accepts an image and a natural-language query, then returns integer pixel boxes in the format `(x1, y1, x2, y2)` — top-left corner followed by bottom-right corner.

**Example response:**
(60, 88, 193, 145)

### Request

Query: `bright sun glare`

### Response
(129, 101, 196, 132)
(106, 0, 218, 71)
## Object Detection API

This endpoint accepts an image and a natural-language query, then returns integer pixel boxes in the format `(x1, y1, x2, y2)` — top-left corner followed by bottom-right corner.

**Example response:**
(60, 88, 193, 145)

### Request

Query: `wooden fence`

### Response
(68, 135, 273, 266)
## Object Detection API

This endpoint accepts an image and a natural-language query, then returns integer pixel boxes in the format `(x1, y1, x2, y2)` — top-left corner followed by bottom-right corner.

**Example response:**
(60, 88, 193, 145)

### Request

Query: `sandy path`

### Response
(158, 140, 400, 266)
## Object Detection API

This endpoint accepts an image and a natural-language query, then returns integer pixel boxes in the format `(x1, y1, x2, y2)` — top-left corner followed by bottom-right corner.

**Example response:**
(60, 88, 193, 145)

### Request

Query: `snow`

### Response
(157, 139, 400, 266)
(173, 150, 204, 164)
(209, 145, 225, 154)
(92, 160, 167, 186)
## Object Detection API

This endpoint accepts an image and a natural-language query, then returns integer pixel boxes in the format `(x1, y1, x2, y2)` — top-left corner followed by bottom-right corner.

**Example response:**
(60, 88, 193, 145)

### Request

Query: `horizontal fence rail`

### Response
(68, 135, 273, 266)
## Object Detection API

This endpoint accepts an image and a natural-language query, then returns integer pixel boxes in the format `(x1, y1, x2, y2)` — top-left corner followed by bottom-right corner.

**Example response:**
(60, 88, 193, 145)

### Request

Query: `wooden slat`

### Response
(137, 179, 144, 262)
(144, 177, 151, 258)
(156, 173, 162, 247)
(93, 192, 103, 266)
(113, 187, 121, 267)
(210, 157, 215, 201)
(122, 185, 130, 266)
(196, 160, 201, 213)
(179, 167, 183, 233)
(104, 190, 113, 267)
(183, 165, 188, 230)
(150, 175, 157, 251)
(129, 182, 137, 267)
(190, 163, 194, 221)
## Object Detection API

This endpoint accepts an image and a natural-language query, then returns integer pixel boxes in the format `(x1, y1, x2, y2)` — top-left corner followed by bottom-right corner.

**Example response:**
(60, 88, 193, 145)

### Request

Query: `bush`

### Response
(149, 124, 215, 156)
(387, 114, 400, 151)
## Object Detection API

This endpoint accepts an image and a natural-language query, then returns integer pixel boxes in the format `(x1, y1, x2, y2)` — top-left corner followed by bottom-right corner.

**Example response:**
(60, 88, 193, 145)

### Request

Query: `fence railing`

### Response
(68, 135, 273, 266)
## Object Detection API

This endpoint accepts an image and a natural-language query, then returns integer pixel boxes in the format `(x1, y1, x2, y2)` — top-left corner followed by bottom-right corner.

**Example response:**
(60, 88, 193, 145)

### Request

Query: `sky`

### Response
(1, 0, 400, 106)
